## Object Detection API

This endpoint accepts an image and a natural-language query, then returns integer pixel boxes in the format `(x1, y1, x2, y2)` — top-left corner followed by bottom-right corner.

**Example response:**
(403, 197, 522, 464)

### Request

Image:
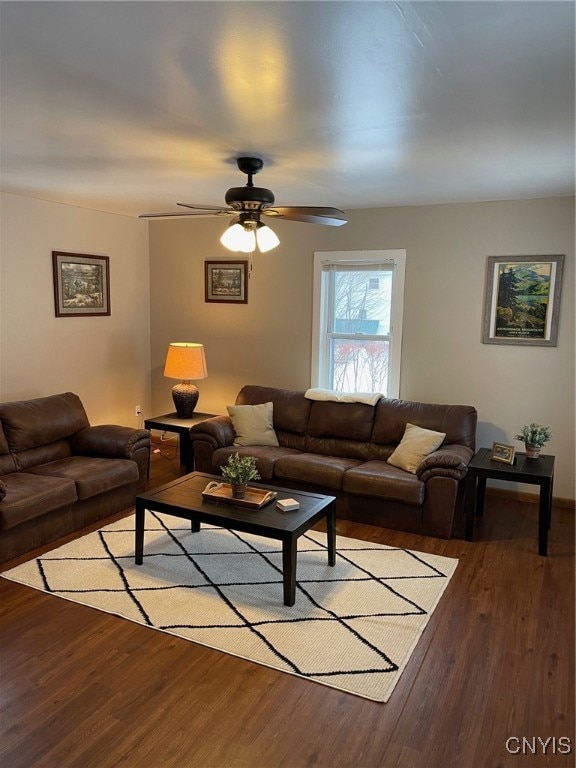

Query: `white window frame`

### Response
(311, 249, 406, 398)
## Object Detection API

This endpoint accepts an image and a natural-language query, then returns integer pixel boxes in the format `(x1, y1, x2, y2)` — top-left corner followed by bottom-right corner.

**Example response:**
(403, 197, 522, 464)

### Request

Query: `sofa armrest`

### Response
(416, 444, 474, 482)
(189, 416, 235, 449)
(71, 425, 151, 460)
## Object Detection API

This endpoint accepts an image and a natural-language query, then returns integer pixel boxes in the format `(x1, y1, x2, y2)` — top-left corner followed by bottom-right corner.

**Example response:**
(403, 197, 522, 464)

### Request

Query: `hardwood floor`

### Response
(1, 449, 574, 768)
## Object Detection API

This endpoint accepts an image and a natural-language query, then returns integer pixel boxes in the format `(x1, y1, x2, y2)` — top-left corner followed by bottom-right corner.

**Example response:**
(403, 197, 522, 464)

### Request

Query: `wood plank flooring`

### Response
(0, 449, 574, 768)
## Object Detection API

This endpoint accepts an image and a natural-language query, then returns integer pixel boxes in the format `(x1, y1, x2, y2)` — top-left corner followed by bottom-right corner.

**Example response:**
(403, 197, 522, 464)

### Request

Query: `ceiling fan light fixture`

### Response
(256, 223, 280, 252)
(141, 157, 348, 237)
(220, 222, 256, 253)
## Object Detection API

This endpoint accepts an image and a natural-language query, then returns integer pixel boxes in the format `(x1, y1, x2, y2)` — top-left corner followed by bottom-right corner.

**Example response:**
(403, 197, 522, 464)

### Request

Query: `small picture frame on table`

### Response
(490, 442, 516, 465)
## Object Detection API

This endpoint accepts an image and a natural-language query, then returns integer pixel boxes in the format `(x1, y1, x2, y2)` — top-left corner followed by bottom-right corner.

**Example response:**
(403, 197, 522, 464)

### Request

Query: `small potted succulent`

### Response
(514, 423, 552, 459)
(221, 453, 260, 499)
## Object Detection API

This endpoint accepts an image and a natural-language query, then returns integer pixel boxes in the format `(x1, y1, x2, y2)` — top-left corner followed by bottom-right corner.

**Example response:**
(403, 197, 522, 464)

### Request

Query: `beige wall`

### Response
(0, 193, 151, 426)
(1, 192, 572, 498)
(149, 197, 575, 499)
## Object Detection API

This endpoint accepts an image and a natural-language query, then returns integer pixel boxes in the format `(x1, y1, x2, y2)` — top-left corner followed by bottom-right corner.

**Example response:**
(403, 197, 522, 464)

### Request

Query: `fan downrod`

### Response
(236, 157, 264, 187)
(237, 157, 264, 177)
(225, 156, 274, 208)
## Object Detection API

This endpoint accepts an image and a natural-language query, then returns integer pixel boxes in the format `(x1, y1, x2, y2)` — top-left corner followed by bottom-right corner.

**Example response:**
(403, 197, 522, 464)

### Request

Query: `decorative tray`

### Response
(201, 482, 277, 509)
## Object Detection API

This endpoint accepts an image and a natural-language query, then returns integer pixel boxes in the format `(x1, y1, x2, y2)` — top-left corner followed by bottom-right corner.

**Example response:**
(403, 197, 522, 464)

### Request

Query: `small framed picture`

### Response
(205, 260, 248, 304)
(52, 251, 111, 317)
(491, 442, 516, 465)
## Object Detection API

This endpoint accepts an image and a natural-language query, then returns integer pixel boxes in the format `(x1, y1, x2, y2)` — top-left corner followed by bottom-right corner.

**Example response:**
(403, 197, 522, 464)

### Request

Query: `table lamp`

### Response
(164, 342, 207, 418)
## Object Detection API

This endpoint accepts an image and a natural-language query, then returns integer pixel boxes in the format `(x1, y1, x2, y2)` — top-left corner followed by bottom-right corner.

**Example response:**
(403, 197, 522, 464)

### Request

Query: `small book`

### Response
(276, 498, 300, 512)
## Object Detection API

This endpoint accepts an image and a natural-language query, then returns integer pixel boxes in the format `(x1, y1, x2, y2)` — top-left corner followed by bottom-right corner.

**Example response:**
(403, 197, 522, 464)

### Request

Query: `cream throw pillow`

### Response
(387, 423, 446, 474)
(227, 402, 279, 446)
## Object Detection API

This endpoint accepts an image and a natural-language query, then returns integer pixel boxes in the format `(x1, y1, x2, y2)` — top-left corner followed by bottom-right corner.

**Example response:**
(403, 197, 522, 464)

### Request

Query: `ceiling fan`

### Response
(139, 157, 347, 253)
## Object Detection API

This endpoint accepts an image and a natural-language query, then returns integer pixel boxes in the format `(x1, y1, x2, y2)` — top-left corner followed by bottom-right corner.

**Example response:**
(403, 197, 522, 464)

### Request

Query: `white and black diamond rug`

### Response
(2, 512, 458, 702)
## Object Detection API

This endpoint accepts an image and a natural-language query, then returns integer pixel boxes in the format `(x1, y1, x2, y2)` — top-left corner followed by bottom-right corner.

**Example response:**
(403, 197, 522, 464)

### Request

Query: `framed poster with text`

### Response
(482, 255, 564, 346)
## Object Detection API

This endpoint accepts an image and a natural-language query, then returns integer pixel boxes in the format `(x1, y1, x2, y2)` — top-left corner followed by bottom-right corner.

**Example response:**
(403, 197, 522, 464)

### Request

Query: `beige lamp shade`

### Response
(164, 343, 207, 381)
(164, 343, 207, 418)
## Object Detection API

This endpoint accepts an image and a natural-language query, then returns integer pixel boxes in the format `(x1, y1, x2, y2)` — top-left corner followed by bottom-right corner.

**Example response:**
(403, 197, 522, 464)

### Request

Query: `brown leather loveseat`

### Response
(190, 385, 478, 539)
(0, 392, 150, 562)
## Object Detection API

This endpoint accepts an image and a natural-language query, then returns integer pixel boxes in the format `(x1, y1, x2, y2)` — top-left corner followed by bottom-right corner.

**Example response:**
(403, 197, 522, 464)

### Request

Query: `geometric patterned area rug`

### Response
(1, 512, 458, 702)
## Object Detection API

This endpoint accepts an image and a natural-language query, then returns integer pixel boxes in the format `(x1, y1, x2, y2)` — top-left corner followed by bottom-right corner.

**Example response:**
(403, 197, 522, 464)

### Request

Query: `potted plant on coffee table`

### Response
(514, 423, 552, 459)
(221, 453, 261, 499)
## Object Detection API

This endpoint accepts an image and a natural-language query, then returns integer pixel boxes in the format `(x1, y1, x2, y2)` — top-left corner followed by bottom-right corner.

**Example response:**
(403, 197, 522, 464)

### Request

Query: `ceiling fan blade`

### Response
(139, 210, 232, 219)
(177, 203, 232, 212)
(262, 206, 347, 226)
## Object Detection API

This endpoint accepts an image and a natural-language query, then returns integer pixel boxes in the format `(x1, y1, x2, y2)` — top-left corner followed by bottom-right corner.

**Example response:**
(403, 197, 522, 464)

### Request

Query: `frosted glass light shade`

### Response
(220, 223, 256, 253)
(256, 224, 280, 252)
(220, 221, 279, 253)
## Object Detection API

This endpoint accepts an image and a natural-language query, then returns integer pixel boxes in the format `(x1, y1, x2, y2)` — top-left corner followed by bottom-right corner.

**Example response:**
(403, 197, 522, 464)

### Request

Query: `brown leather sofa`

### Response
(0, 392, 150, 562)
(190, 385, 478, 539)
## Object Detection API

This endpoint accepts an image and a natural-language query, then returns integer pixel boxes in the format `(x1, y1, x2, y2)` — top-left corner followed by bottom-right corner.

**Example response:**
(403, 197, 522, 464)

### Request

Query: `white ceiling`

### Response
(1, 1, 574, 219)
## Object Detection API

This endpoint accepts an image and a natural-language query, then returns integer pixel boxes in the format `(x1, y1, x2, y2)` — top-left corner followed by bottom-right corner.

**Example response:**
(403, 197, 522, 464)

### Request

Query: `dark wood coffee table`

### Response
(135, 472, 336, 605)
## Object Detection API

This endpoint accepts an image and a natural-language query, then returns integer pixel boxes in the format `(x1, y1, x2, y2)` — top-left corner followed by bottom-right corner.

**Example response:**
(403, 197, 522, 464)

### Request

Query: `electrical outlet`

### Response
(135, 405, 142, 416)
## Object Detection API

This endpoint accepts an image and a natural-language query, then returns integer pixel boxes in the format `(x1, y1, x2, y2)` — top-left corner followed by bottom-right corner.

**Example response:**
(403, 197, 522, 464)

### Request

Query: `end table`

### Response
(465, 447, 555, 556)
(144, 411, 217, 474)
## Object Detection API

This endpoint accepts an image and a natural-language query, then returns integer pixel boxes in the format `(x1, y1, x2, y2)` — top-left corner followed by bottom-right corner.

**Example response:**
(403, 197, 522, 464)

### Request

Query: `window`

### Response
(312, 250, 406, 397)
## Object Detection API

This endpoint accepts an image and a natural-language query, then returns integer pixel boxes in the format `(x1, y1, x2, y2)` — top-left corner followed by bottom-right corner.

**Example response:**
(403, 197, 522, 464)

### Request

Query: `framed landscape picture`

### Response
(490, 442, 515, 465)
(205, 260, 248, 304)
(482, 255, 564, 346)
(52, 251, 111, 317)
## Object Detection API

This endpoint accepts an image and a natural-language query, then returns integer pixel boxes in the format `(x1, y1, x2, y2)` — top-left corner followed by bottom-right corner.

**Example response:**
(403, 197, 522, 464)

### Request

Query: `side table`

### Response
(144, 412, 217, 474)
(465, 447, 555, 556)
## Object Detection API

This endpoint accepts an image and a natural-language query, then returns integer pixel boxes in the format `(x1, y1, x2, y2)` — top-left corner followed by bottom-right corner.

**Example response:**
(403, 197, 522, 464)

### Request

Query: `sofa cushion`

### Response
(0, 472, 78, 530)
(0, 392, 90, 452)
(0, 479, 6, 500)
(307, 436, 373, 462)
(343, 461, 425, 505)
(274, 453, 362, 490)
(372, 398, 477, 449)
(212, 445, 302, 480)
(0, 454, 17, 476)
(0, 421, 17, 475)
(308, 401, 376, 442)
(227, 402, 279, 446)
(13, 440, 72, 472)
(387, 423, 446, 474)
(0, 422, 9, 455)
(26, 456, 139, 500)
(236, 385, 312, 434)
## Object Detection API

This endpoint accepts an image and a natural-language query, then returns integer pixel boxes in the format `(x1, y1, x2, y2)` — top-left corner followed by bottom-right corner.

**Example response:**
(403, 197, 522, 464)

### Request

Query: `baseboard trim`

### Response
(486, 486, 575, 510)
